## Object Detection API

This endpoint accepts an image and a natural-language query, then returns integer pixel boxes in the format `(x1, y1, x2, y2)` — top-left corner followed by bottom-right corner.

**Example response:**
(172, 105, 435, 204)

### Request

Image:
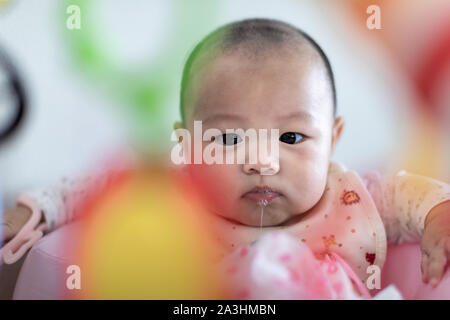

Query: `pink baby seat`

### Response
(11, 222, 450, 299)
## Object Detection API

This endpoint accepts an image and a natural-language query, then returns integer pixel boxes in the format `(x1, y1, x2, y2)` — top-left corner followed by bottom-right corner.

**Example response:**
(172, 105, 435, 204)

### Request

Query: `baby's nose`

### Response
(242, 154, 280, 176)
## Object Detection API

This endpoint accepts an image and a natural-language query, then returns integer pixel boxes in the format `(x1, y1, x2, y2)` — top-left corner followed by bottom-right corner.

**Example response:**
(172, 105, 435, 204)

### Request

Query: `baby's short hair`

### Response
(180, 18, 336, 123)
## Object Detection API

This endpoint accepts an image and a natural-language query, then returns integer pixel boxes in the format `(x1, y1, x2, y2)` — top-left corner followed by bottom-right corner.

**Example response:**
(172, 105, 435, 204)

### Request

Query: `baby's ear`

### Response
(331, 116, 345, 154)
(173, 121, 184, 130)
(173, 121, 185, 142)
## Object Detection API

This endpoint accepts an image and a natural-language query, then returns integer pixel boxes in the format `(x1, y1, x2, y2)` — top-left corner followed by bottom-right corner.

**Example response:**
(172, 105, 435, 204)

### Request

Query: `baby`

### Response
(2, 18, 450, 298)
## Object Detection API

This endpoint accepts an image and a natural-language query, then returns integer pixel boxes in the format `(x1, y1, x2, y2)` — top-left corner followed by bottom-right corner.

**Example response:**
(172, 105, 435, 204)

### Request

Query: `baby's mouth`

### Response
(242, 186, 281, 205)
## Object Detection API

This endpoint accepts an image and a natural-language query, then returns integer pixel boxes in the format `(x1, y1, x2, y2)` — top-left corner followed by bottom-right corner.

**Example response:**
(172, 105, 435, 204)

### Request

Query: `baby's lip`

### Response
(242, 186, 281, 204)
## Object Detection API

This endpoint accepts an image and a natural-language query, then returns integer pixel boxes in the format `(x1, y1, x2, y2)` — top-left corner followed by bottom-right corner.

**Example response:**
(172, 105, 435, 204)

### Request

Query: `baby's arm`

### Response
(1, 169, 125, 264)
(363, 170, 450, 244)
(23, 170, 119, 231)
(363, 170, 450, 286)
(2, 156, 133, 244)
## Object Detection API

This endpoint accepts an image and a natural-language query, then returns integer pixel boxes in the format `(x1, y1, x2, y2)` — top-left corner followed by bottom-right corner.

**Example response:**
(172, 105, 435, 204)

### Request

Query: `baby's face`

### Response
(182, 49, 342, 227)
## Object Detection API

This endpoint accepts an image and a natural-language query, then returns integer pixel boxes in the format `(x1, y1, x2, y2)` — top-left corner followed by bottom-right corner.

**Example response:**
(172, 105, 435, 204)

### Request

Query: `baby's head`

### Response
(175, 18, 344, 227)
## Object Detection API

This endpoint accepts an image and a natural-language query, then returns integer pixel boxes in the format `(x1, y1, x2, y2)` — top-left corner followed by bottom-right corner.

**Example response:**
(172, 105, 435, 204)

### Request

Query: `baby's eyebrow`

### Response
(277, 111, 315, 123)
(202, 113, 245, 125)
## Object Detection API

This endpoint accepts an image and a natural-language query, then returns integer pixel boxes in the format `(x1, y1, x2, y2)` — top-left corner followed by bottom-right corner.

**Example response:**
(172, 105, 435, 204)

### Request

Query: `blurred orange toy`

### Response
(66, 163, 226, 299)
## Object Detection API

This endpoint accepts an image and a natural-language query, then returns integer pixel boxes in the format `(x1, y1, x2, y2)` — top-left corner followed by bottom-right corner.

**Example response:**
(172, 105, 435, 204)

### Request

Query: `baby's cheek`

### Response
(288, 161, 328, 211)
(191, 163, 242, 211)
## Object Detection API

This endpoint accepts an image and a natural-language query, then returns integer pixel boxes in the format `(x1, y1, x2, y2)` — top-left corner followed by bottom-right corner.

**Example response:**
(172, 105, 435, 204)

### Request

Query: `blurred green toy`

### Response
(62, 0, 222, 155)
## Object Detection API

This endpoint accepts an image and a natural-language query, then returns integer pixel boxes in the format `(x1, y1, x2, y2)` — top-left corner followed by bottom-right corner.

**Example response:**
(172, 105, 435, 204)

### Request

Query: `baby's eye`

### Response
(215, 133, 242, 145)
(279, 132, 305, 144)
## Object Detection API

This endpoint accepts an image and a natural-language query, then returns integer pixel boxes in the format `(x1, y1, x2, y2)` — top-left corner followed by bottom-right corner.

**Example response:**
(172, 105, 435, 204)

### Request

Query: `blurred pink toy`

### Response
(220, 232, 402, 300)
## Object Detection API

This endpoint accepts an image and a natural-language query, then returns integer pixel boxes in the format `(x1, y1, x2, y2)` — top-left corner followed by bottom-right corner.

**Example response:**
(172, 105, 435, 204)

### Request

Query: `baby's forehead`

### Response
(188, 51, 333, 124)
